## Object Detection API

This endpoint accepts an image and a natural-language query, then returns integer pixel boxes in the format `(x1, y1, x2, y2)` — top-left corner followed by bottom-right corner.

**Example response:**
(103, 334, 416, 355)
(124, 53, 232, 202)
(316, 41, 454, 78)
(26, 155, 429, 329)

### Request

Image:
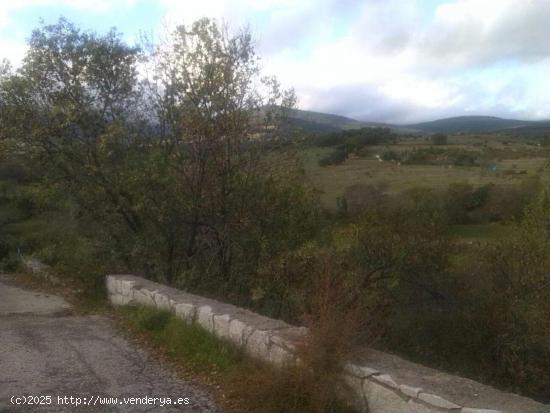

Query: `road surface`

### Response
(0, 275, 221, 413)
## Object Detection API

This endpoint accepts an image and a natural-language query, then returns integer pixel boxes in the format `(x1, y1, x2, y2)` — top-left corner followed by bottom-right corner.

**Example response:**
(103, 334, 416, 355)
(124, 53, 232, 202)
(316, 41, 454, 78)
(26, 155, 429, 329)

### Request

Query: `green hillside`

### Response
(406, 116, 538, 134)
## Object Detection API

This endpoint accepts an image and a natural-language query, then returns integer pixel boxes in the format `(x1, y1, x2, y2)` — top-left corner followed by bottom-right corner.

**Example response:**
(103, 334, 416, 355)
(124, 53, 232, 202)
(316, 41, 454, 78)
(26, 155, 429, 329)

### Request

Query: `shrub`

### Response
(316, 134, 345, 147)
(379, 149, 400, 162)
(241, 252, 376, 413)
(431, 133, 448, 145)
(318, 148, 348, 166)
(481, 178, 540, 222)
(351, 189, 451, 305)
(444, 183, 491, 224)
(447, 150, 477, 166)
(342, 182, 389, 215)
(451, 194, 550, 397)
(354, 146, 370, 158)
(0, 252, 20, 272)
(383, 188, 550, 399)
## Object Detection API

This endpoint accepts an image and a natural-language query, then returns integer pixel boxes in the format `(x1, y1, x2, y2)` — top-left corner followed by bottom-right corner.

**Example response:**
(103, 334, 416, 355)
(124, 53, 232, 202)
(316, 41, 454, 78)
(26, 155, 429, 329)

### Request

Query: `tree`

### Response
(1, 18, 320, 299)
(431, 133, 447, 145)
(451, 188, 550, 395)
(0, 18, 146, 247)
(143, 18, 317, 291)
(351, 188, 451, 304)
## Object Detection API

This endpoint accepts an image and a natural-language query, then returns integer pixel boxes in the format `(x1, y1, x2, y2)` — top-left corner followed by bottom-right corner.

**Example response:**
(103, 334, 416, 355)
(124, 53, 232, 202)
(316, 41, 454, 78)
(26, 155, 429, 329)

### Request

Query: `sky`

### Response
(1, 0, 550, 124)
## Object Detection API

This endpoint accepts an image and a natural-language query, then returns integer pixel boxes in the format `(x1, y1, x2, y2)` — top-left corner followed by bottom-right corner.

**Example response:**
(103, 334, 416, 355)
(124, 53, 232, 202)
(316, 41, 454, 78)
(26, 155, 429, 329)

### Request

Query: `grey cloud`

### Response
(420, 2, 550, 67)
(256, 8, 318, 55)
(299, 77, 544, 124)
(256, 0, 366, 56)
(348, 0, 419, 55)
(300, 84, 428, 124)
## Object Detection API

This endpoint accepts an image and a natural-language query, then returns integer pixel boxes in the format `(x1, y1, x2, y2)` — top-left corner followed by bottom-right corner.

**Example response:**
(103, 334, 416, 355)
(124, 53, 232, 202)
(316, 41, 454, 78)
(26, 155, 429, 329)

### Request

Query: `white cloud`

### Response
(4, 0, 550, 122)
(420, 0, 550, 66)
(0, 0, 135, 29)
(265, 0, 550, 121)
(0, 0, 136, 65)
(0, 39, 27, 66)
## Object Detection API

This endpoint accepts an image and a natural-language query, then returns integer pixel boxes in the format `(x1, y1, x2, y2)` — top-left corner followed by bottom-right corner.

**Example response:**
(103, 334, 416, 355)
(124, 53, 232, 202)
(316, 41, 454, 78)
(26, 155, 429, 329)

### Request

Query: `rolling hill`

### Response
(405, 116, 539, 134)
(285, 109, 550, 136)
(284, 108, 411, 134)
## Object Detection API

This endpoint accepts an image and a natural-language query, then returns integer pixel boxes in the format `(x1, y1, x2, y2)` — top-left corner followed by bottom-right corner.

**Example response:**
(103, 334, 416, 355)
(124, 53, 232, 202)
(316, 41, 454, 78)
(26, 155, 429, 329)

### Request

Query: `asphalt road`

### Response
(0, 276, 221, 413)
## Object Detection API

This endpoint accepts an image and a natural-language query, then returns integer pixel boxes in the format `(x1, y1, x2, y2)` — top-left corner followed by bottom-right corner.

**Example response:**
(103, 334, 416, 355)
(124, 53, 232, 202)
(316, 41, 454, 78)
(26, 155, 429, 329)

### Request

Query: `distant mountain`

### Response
(405, 116, 539, 134)
(496, 120, 550, 137)
(284, 110, 549, 136)
(284, 108, 409, 134)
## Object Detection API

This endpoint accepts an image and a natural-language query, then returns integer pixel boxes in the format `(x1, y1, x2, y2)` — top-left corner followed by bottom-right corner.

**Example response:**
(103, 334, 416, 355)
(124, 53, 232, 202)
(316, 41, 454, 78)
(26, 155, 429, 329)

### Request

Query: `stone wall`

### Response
(106, 274, 548, 413)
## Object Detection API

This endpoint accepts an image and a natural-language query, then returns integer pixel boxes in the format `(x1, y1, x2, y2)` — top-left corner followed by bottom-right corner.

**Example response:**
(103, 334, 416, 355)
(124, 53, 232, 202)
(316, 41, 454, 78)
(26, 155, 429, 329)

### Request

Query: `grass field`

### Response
(300, 136, 549, 209)
(449, 223, 509, 242)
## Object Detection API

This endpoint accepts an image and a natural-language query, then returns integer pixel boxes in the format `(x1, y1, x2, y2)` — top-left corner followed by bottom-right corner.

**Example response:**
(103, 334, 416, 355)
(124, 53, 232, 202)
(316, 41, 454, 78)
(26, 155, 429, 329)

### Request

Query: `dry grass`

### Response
(229, 257, 369, 413)
(300, 138, 549, 209)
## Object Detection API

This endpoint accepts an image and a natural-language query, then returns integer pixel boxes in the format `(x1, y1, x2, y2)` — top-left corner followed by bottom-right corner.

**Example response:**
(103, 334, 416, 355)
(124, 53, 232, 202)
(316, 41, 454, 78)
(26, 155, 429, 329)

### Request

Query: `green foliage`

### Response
(481, 178, 541, 222)
(379, 149, 400, 161)
(315, 127, 395, 152)
(120, 305, 357, 413)
(341, 182, 388, 216)
(318, 148, 348, 166)
(446, 150, 477, 166)
(449, 196, 550, 396)
(119, 306, 243, 372)
(383, 187, 550, 399)
(0, 252, 20, 272)
(381, 147, 479, 166)
(444, 182, 491, 224)
(431, 133, 448, 145)
(351, 188, 451, 304)
(0, 18, 320, 307)
(2, 17, 549, 401)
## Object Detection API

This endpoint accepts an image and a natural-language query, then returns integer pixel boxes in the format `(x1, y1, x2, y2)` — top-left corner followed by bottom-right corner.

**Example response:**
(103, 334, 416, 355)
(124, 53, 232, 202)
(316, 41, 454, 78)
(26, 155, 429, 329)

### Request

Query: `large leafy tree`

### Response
(140, 19, 317, 292)
(0, 18, 319, 298)
(0, 18, 143, 226)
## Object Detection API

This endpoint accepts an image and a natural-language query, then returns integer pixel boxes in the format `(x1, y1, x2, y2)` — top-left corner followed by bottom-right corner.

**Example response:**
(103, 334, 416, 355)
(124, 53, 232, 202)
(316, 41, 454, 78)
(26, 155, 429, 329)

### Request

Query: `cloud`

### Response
(0, 39, 28, 67)
(0, 0, 137, 65)
(0, 0, 135, 29)
(420, 0, 550, 67)
(300, 83, 422, 124)
(4, 0, 550, 122)
(267, 0, 550, 122)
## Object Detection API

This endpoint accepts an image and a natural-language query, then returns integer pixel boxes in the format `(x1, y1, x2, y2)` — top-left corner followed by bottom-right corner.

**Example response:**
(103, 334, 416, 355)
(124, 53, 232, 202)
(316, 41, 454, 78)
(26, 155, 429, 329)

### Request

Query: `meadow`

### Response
(301, 134, 549, 210)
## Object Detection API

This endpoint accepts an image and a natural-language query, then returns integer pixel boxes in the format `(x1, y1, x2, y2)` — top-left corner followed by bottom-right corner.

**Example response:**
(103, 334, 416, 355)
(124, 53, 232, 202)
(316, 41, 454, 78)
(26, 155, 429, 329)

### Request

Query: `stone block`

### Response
(418, 392, 461, 410)
(372, 373, 399, 390)
(109, 294, 132, 306)
(344, 362, 379, 379)
(461, 409, 502, 413)
(106, 276, 119, 294)
(175, 303, 196, 322)
(246, 329, 271, 360)
(213, 313, 232, 338)
(399, 384, 423, 399)
(196, 305, 214, 333)
(228, 318, 254, 346)
(119, 280, 136, 297)
(270, 327, 306, 353)
(268, 344, 294, 366)
(407, 399, 441, 413)
(343, 374, 367, 411)
(363, 379, 409, 413)
(152, 291, 172, 311)
(132, 288, 155, 307)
